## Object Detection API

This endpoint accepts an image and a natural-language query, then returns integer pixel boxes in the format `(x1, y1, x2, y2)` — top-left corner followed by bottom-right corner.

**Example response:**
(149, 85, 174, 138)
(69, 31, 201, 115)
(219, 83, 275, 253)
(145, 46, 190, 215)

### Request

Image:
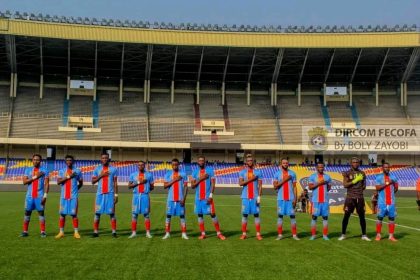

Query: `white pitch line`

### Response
(353, 215, 420, 232)
(149, 200, 420, 231)
(150, 200, 278, 208)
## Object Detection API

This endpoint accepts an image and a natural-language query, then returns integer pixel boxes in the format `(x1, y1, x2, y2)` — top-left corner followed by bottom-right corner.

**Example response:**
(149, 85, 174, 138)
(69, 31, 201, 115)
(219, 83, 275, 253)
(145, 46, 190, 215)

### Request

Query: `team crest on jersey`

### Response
(307, 127, 328, 151)
(300, 177, 346, 207)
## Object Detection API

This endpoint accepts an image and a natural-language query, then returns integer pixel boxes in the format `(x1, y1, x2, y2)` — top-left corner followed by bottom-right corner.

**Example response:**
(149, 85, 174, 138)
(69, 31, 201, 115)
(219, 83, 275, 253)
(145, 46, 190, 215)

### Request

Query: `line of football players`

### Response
(20, 153, 403, 242)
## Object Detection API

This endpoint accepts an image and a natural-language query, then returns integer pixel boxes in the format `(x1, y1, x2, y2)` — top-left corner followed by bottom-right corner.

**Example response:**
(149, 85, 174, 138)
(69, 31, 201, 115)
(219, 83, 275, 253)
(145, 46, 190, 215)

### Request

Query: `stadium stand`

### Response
(149, 93, 199, 143)
(406, 95, 420, 124)
(0, 87, 10, 138)
(328, 102, 355, 124)
(224, 95, 280, 144)
(10, 88, 64, 139)
(1, 158, 418, 187)
(277, 96, 325, 144)
(353, 95, 409, 125)
(198, 94, 224, 120)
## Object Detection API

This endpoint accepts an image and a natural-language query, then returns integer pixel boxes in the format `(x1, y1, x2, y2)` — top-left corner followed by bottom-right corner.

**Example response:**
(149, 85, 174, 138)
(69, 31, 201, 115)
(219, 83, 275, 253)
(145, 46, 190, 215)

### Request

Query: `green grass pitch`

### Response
(0, 192, 419, 279)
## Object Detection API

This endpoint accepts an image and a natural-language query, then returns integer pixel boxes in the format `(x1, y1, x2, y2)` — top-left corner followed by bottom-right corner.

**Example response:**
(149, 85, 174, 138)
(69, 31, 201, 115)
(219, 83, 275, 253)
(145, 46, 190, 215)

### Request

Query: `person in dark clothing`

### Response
(371, 191, 378, 214)
(339, 157, 371, 241)
(297, 189, 309, 213)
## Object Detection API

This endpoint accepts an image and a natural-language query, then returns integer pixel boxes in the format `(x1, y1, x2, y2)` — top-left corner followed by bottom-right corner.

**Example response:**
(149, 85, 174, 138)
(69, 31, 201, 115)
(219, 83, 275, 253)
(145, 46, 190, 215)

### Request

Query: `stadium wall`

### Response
(1, 144, 419, 165)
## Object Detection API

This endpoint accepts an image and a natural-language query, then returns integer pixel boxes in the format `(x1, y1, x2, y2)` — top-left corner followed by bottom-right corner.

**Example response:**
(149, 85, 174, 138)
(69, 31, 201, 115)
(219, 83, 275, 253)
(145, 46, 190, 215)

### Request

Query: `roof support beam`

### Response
(374, 48, 390, 107)
(119, 43, 125, 102)
(247, 48, 257, 84)
(349, 49, 363, 83)
(94, 42, 98, 78)
(196, 47, 204, 105)
(93, 42, 97, 101)
(8, 36, 17, 98)
(144, 45, 153, 103)
(5, 35, 17, 73)
(222, 48, 231, 84)
(376, 48, 390, 83)
(39, 38, 44, 99)
(297, 49, 309, 106)
(349, 49, 362, 106)
(323, 49, 336, 85)
(66, 40, 71, 100)
(39, 38, 44, 75)
(402, 47, 420, 83)
(401, 47, 420, 106)
(221, 48, 230, 105)
(271, 48, 284, 106)
(298, 49, 309, 84)
(272, 48, 284, 83)
(67, 40, 71, 77)
(120, 43, 125, 79)
(323, 49, 335, 106)
(197, 47, 204, 82)
(171, 46, 178, 81)
(171, 46, 178, 104)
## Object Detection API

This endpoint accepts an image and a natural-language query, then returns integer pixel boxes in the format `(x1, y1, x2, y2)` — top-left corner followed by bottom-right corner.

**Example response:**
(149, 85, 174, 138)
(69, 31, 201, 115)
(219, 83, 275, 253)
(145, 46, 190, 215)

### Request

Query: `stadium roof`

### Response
(0, 11, 419, 89)
(0, 11, 419, 48)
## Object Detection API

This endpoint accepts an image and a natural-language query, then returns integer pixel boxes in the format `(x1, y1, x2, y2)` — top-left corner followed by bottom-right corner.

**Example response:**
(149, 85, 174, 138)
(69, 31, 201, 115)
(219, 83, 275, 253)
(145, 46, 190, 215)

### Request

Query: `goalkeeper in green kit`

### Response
(339, 157, 371, 241)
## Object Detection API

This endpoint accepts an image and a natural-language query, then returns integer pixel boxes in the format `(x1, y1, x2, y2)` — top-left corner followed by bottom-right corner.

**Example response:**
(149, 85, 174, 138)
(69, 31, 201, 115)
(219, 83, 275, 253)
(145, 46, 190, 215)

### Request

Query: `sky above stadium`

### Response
(1, 0, 419, 27)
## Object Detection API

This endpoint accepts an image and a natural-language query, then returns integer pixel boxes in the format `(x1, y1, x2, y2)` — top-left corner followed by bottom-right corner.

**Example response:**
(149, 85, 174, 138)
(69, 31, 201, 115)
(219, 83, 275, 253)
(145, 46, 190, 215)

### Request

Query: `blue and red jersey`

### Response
(58, 167, 82, 200)
(128, 171, 154, 194)
(239, 167, 262, 199)
(24, 166, 49, 199)
(192, 166, 215, 201)
(164, 170, 188, 202)
(93, 165, 118, 194)
(376, 173, 398, 205)
(309, 172, 332, 203)
(274, 168, 297, 201)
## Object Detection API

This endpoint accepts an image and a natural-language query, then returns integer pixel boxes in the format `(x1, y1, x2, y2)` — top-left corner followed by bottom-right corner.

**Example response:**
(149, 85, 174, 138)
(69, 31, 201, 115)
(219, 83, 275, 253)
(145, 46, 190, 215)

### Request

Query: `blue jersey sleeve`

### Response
(274, 170, 280, 181)
(375, 175, 382, 185)
(148, 173, 155, 184)
(239, 169, 245, 180)
(58, 169, 64, 179)
(39, 167, 48, 178)
(208, 168, 215, 179)
(182, 172, 188, 182)
(192, 169, 198, 180)
(325, 174, 332, 184)
(129, 173, 136, 183)
(24, 167, 31, 178)
(255, 169, 262, 179)
(77, 169, 83, 181)
(309, 173, 316, 185)
(93, 166, 100, 177)
(391, 174, 398, 183)
(164, 171, 171, 183)
(291, 171, 297, 183)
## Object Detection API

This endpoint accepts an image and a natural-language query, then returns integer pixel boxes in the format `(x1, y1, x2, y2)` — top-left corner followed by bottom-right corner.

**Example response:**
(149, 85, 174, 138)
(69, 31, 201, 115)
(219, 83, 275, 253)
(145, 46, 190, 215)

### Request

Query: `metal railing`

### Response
(1, 10, 418, 34)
